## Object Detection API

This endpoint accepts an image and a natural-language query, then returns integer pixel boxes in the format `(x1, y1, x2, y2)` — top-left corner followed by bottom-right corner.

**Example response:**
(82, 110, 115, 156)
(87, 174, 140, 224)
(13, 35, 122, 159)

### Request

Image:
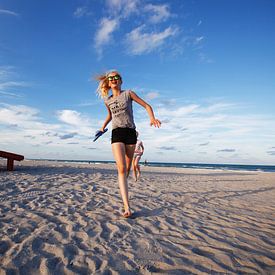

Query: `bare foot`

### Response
(123, 207, 132, 218)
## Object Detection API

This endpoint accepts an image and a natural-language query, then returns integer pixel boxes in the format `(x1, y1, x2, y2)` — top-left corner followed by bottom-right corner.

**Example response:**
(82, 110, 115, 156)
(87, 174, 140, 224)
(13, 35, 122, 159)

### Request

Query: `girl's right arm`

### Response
(100, 103, 112, 131)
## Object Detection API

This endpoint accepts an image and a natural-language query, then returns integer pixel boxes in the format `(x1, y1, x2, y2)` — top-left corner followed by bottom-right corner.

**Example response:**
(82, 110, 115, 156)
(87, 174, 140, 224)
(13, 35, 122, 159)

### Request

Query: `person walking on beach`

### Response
(132, 132, 144, 182)
(95, 70, 161, 218)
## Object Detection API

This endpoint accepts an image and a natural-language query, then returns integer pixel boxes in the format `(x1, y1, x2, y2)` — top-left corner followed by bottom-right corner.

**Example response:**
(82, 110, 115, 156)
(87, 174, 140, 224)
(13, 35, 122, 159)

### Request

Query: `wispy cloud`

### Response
(144, 3, 172, 23)
(0, 67, 29, 98)
(0, 104, 41, 126)
(77, 101, 100, 107)
(0, 81, 28, 90)
(1, 99, 275, 164)
(194, 36, 204, 44)
(73, 7, 89, 18)
(0, 66, 14, 78)
(199, 142, 209, 146)
(145, 92, 160, 100)
(89, 1, 184, 57)
(0, 105, 94, 143)
(158, 104, 199, 117)
(158, 146, 177, 151)
(4, 105, 114, 160)
(0, 91, 22, 98)
(0, 104, 101, 159)
(125, 25, 178, 55)
(59, 132, 78, 140)
(0, 9, 19, 17)
(198, 52, 214, 64)
(56, 110, 91, 127)
(106, 0, 139, 18)
(94, 17, 119, 55)
(217, 149, 236, 153)
(133, 98, 275, 164)
(86, 147, 97, 150)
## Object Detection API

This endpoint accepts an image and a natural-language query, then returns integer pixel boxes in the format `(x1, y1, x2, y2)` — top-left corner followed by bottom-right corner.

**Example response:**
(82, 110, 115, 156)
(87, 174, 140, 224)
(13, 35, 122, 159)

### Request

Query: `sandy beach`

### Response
(0, 160, 274, 274)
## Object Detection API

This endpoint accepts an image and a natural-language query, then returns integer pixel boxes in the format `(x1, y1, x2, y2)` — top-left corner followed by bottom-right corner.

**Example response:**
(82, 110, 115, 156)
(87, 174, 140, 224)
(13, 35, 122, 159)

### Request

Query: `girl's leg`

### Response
(112, 142, 131, 217)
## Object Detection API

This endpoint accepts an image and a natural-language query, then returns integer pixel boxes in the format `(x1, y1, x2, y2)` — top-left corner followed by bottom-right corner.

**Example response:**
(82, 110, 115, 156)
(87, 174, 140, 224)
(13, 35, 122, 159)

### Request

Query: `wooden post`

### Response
(7, 158, 14, 171)
(0, 150, 24, 171)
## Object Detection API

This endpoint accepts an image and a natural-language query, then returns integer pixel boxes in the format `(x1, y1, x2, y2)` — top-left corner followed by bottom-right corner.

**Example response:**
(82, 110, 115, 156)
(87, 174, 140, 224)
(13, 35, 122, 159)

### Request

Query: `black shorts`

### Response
(111, 128, 137, 144)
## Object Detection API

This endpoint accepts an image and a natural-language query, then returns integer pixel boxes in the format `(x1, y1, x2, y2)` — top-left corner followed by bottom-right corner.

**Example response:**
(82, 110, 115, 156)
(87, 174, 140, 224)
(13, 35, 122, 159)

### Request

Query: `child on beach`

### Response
(95, 70, 161, 218)
(132, 132, 144, 182)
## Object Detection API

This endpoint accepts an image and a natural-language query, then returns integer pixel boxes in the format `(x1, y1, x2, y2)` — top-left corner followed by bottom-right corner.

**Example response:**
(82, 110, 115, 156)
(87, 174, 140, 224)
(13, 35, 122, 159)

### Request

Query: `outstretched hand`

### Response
(150, 118, 161, 128)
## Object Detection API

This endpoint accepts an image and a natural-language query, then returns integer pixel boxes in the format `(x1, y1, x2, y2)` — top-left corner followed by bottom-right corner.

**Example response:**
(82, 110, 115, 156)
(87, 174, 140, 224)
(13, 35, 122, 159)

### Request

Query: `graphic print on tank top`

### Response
(109, 100, 127, 118)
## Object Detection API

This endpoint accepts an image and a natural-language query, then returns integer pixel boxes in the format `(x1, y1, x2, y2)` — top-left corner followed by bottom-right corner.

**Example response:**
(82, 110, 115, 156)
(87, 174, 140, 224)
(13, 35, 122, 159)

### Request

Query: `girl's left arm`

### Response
(130, 91, 161, 128)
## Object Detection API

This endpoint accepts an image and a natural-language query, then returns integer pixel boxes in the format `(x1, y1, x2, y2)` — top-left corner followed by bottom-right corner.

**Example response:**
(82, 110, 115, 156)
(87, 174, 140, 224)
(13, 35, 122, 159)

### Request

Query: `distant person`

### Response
(95, 70, 161, 218)
(132, 132, 144, 181)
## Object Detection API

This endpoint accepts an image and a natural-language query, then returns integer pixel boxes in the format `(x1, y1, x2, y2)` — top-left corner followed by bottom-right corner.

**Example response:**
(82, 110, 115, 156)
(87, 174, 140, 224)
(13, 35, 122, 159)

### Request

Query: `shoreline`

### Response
(0, 160, 275, 274)
(6, 158, 275, 173)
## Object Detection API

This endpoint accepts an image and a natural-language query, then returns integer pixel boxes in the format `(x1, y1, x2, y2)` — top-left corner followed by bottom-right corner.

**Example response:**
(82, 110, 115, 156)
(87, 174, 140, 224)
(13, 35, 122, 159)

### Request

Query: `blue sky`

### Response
(1, 0, 275, 165)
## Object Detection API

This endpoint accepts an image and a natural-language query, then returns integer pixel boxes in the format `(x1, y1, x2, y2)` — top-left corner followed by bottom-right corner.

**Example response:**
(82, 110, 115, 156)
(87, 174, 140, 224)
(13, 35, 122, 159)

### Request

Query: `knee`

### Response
(117, 164, 127, 175)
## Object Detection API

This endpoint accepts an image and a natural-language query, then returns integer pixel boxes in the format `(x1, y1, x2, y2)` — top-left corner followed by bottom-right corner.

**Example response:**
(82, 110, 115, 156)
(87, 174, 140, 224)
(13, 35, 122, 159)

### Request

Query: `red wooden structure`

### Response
(0, 150, 24, 171)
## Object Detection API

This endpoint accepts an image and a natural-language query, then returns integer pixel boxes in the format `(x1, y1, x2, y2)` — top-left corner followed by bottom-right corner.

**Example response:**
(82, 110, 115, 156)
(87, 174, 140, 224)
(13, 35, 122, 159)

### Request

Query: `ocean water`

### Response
(38, 159, 275, 173)
(145, 162, 275, 173)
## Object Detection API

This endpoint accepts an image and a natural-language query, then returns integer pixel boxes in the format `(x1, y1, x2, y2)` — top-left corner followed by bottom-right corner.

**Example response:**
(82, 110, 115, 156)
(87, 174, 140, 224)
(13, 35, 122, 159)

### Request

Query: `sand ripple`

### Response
(0, 161, 275, 274)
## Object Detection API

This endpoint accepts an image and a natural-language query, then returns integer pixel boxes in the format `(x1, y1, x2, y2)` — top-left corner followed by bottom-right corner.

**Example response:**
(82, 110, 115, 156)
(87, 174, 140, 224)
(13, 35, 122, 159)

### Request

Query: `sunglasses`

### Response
(107, 75, 121, 81)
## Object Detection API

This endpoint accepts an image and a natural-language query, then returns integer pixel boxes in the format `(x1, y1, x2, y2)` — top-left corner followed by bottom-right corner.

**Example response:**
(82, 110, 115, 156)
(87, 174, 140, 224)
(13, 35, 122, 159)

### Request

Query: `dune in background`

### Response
(0, 160, 275, 274)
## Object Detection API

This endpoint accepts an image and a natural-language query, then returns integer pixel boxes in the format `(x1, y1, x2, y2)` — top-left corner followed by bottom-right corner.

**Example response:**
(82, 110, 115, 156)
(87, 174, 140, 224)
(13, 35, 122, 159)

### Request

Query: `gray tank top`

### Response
(104, 90, 136, 130)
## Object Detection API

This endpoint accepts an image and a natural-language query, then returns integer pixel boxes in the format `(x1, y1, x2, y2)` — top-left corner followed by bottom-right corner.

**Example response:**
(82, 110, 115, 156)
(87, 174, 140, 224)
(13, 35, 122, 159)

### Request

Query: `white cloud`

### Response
(0, 66, 13, 79)
(145, 92, 160, 100)
(0, 104, 63, 152)
(217, 149, 236, 153)
(0, 104, 40, 126)
(125, 25, 178, 55)
(0, 9, 18, 17)
(90, 1, 185, 57)
(132, 99, 275, 164)
(0, 105, 94, 141)
(59, 132, 78, 140)
(56, 110, 91, 127)
(1, 100, 275, 164)
(0, 81, 28, 90)
(193, 103, 237, 114)
(106, 0, 139, 18)
(0, 67, 28, 97)
(198, 53, 213, 64)
(0, 91, 22, 98)
(94, 17, 119, 54)
(0, 104, 101, 159)
(157, 104, 199, 117)
(144, 4, 172, 23)
(194, 36, 204, 44)
(73, 7, 88, 18)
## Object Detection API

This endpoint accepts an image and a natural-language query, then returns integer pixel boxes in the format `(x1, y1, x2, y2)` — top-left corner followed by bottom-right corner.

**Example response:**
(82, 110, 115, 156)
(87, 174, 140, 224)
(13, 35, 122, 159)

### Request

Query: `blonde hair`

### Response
(95, 70, 121, 98)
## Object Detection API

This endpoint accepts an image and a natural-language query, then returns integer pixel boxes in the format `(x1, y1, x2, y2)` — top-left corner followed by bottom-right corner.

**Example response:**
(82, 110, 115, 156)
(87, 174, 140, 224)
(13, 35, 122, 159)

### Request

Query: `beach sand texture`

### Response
(0, 160, 275, 274)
